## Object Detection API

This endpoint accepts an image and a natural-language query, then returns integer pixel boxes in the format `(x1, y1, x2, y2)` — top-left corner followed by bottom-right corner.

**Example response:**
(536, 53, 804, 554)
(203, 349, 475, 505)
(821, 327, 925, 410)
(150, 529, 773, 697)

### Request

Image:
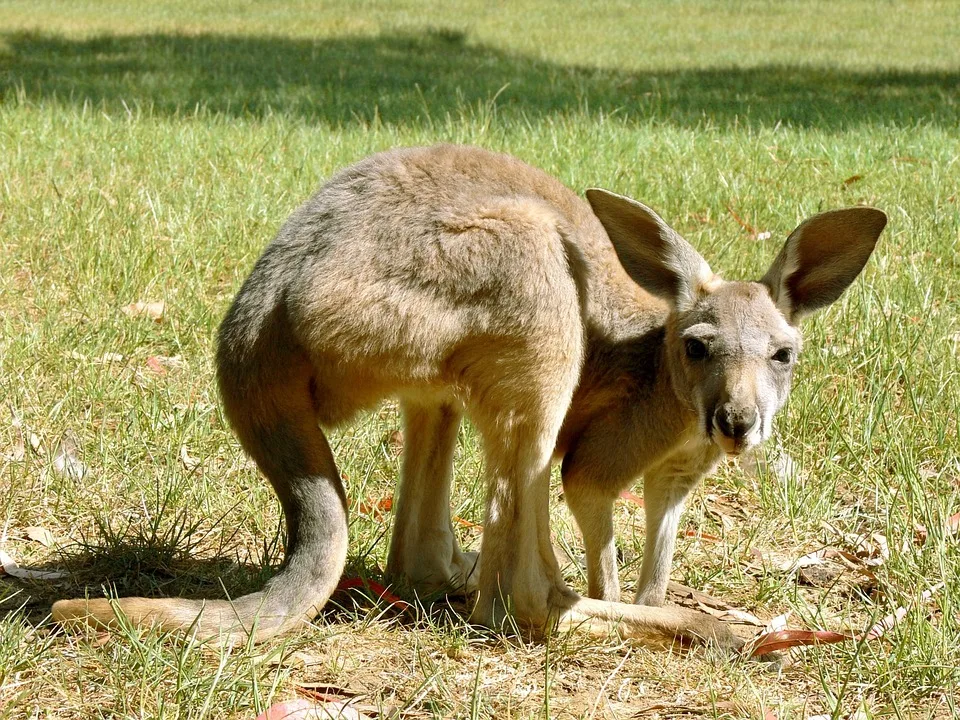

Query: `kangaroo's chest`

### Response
(642, 426, 724, 482)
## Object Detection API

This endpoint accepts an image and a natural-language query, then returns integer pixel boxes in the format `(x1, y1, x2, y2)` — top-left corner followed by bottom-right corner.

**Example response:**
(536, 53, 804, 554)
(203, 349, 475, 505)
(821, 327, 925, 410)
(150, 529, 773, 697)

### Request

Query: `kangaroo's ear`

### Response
(761, 207, 887, 324)
(586, 188, 717, 310)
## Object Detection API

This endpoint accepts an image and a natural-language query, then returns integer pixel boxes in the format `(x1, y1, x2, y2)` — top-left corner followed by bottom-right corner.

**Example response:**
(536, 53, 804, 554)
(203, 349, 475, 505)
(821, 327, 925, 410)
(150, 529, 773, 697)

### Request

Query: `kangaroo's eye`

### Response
(772, 348, 793, 364)
(685, 339, 709, 360)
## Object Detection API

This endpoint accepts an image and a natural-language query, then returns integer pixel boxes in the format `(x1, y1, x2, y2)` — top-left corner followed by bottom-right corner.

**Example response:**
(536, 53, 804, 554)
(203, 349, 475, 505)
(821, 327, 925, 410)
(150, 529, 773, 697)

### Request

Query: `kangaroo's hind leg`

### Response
(386, 399, 479, 597)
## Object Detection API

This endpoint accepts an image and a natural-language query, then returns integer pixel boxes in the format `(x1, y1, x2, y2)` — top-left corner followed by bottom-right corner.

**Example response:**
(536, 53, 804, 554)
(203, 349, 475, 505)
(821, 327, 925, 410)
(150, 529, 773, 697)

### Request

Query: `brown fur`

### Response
(52, 145, 886, 651)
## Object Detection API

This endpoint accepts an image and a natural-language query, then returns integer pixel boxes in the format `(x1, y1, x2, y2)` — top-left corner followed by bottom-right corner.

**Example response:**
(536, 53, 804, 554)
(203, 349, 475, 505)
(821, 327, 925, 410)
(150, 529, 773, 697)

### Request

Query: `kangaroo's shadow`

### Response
(0, 534, 466, 632)
(1, 28, 958, 128)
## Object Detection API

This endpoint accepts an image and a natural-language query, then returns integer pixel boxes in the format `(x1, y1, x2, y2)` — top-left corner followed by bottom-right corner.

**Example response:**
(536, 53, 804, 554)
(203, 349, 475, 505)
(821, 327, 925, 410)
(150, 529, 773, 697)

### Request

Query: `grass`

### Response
(1, 1, 959, 717)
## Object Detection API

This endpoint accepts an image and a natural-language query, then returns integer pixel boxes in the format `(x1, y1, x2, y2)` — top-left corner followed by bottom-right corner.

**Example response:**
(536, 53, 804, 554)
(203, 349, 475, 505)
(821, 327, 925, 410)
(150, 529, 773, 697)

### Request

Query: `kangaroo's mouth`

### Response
(707, 414, 764, 456)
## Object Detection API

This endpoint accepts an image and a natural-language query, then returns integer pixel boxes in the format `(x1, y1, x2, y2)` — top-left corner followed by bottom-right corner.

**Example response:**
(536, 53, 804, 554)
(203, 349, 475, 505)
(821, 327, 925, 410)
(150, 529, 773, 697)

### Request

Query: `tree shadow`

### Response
(1, 29, 957, 128)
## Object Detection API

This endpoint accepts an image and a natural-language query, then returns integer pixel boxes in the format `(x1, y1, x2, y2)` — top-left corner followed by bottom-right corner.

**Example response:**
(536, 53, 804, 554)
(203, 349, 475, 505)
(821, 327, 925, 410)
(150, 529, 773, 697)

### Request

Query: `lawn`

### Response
(1, 1, 959, 718)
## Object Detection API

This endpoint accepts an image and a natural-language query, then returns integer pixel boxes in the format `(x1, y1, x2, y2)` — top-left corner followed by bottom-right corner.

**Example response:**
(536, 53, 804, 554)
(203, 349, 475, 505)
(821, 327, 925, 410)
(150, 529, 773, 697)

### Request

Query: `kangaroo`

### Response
(53, 145, 886, 651)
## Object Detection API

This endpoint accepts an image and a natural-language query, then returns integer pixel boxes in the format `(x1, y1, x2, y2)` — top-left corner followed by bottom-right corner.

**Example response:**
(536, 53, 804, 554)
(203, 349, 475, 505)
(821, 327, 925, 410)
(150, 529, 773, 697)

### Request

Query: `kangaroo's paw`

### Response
(387, 540, 481, 599)
(558, 596, 743, 654)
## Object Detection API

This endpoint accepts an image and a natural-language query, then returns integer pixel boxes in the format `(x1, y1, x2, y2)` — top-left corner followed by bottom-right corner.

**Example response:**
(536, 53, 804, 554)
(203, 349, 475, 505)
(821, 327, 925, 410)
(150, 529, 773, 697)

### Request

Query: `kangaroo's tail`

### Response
(53, 253, 349, 642)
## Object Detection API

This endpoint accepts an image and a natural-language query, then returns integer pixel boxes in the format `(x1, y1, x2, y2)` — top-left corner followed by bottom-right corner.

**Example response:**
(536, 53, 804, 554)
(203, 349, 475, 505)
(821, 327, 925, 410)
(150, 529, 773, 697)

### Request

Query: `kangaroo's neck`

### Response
(557, 315, 694, 457)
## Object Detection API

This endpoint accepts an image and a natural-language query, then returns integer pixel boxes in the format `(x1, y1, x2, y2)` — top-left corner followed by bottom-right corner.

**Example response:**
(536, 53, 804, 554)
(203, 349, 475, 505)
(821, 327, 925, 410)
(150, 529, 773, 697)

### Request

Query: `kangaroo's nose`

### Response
(714, 405, 758, 441)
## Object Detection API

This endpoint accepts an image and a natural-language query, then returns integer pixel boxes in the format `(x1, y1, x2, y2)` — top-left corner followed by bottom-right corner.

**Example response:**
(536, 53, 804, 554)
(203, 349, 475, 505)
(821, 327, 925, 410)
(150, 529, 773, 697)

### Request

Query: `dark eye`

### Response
(685, 339, 708, 360)
(772, 348, 793, 364)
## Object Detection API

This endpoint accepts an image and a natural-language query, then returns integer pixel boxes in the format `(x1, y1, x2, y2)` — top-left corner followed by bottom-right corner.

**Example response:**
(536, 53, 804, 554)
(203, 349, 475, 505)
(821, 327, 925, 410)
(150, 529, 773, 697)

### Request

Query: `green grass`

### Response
(1, 1, 959, 718)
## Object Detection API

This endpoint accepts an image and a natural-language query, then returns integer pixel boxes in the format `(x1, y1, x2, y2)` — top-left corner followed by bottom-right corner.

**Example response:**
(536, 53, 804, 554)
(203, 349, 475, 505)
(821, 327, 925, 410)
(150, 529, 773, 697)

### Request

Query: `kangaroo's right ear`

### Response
(761, 207, 887, 324)
(586, 188, 717, 310)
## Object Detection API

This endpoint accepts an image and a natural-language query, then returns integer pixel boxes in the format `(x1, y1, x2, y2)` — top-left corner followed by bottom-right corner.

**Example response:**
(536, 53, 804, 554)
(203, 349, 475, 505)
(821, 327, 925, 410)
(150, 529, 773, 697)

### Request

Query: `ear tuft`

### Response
(761, 207, 886, 323)
(585, 188, 714, 309)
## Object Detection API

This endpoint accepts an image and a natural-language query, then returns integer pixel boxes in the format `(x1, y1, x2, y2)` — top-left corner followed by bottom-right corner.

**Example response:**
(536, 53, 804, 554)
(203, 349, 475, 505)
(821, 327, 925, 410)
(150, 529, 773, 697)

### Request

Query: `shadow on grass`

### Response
(1, 29, 958, 128)
(0, 536, 455, 631)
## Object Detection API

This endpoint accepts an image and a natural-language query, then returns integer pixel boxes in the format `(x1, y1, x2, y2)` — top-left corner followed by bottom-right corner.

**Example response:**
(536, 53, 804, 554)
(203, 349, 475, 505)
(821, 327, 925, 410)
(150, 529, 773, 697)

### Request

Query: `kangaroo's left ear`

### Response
(761, 207, 887, 324)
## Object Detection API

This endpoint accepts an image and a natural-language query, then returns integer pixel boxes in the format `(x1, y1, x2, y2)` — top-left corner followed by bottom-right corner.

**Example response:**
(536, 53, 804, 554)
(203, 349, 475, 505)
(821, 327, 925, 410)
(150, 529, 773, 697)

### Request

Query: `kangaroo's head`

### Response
(586, 189, 887, 456)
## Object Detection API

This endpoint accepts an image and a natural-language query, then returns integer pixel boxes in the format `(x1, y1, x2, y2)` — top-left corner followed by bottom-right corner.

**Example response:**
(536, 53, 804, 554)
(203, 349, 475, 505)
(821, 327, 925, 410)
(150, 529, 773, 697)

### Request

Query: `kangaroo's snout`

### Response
(710, 404, 760, 454)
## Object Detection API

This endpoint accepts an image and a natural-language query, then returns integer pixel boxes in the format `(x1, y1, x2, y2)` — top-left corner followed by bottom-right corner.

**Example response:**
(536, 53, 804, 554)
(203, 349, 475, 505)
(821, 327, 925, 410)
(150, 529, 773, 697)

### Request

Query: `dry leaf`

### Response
(948, 512, 960, 538)
(255, 650, 328, 670)
(453, 515, 482, 530)
(24, 527, 55, 547)
(29, 433, 43, 455)
(862, 583, 943, 640)
(747, 583, 944, 657)
(843, 174, 864, 186)
(336, 577, 410, 611)
(618, 490, 644, 507)
(357, 495, 393, 520)
(696, 602, 765, 626)
(798, 561, 846, 587)
(122, 300, 165, 321)
(0, 549, 68, 580)
(255, 698, 373, 720)
(145, 355, 184, 375)
(749, 628, 852, 656)
(52, 434, 89, 480)
(683, 528, 722, 542)
(666, 581, 734, 610)
(179, 445, 201, 472)
(766, 613, 791, 632)
(384, 429, 403, 456)
(727, 205, 758, 235)
(634, 701, 739, 717)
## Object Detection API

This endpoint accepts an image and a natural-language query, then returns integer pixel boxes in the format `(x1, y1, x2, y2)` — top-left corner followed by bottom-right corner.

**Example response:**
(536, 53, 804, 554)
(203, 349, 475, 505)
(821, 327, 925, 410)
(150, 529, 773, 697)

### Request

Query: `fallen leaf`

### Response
(747, 583, 944, 657)
(748, 628, 852, 656)
(618, 490, 644, 507)
(336, 577, 410, 611)
(254, 650, 328, 669)
(24, 527, 55, 547)
(179, 445, 201, 472)
(727, 205, 758, 235)
(798, 561, 846, 587)
(913, 509, 959, 545)
(666, 581, 734, 610)
(696, 602, 765, 626)
(706, 505, 736, 531)
(843, 174, 864, 186)
(862, 583, 943, 640)
(52, 434, 89, 480)
(29, 433, 43, 454)
(384, 429, 403, 456)
(635, 700, 739, 717)
(766, 613, 791, 632)
(122, 300, 165, 321)
(255, 698, 373, 720)
(357, 495, 393, 518)
(453, 515, 482, 529)
(145, 355, 184, 375)
(0, 549, 68, 580)
(683, 528, 722, 542)
(295, 683, 357, 699)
